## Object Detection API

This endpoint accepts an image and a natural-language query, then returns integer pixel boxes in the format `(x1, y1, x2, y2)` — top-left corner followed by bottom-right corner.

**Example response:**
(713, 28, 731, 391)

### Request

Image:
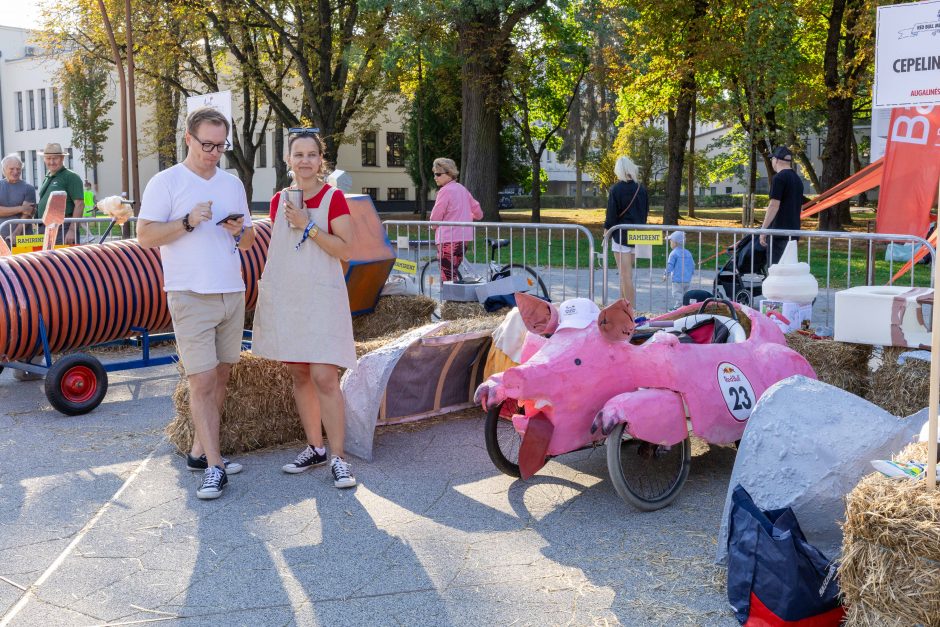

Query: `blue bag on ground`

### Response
(726, 485, 844, 626)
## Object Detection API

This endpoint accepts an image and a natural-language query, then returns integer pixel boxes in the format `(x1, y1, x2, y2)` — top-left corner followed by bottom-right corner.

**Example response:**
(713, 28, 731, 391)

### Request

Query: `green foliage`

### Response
(59, 53, 114, 175)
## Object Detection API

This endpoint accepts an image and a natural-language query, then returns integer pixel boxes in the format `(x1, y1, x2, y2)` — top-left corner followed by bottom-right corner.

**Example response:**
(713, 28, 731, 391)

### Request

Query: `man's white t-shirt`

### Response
(139, 163, 253, 294)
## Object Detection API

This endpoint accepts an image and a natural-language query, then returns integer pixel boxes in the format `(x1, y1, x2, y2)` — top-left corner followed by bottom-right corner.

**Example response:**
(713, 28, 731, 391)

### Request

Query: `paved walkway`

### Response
(0, 359, 739, 626)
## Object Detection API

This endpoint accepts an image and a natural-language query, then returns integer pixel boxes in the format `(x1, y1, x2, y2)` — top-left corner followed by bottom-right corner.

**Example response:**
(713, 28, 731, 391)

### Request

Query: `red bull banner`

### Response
(875, 105, 940, 237)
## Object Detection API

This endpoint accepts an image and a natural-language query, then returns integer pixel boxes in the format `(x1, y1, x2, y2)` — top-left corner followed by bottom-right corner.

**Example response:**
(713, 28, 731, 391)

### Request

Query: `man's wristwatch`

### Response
(182, 215, 195, 232)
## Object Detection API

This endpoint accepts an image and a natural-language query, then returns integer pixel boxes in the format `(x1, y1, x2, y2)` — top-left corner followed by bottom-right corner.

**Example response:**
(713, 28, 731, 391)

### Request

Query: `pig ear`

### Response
(515, 292, 559, 335)
(597, 299, 636, 342)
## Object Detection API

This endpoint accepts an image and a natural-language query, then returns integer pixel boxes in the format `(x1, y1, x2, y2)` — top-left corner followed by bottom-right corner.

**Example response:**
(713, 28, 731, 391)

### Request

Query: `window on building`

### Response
(362, 187, 378, 200)
(67, 147, 74, 169)
(725, 186, 732, 194)
(361, 131, 377, 166)
(387, 187, 406, 201)
(386, 132, 404, 167)
(257, 132, 267, 168)
(709, 187, 717, 196)
(51, 89, 60, 127)
(15, 92, 23, 131)
(28, 150, 37, 185)
(39, 89, 47, 129)
(27, 91, 35, 130)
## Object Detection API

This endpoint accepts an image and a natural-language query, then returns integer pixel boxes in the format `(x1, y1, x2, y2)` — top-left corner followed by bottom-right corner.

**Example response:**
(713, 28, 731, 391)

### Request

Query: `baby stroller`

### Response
(713, 235, 768, 307)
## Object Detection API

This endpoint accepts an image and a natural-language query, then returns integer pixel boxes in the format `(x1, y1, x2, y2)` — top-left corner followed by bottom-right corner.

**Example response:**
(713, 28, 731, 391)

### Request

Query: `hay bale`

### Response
(167, 355, 303, 455)
(784, 333, 872, 398)
(839, 443, 940, 627)
(868, 347, 930, 417)
(352, 295, 436, 340)
(441, 301, 503, 320)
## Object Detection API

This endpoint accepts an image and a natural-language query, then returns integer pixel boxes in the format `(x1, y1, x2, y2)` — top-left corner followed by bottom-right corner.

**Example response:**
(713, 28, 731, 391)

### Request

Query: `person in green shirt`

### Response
(35, 142, 84, 244)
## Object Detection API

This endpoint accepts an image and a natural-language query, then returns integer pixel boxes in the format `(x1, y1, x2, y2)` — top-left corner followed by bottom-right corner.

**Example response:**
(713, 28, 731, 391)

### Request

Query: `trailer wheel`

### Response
(45, 354, 108, 416)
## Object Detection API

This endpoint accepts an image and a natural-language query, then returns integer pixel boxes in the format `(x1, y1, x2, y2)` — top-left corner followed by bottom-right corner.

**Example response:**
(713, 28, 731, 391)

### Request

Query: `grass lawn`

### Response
(383, 206, 932, 289)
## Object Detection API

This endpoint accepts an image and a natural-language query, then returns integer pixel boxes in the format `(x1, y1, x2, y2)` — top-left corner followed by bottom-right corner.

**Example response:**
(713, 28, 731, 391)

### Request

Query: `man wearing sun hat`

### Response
(35, 142, 85, 244)
(758, 146, 803, 265)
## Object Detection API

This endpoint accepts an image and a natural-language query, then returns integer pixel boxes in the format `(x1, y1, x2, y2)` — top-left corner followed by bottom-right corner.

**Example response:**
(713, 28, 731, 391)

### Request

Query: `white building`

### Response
(0, 26, 416, 210)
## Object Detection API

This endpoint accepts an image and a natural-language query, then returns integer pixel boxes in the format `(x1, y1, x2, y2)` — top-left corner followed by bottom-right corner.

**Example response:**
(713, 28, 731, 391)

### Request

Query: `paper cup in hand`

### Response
(43, 191, 67, 226)
(285, 189, 303, 210)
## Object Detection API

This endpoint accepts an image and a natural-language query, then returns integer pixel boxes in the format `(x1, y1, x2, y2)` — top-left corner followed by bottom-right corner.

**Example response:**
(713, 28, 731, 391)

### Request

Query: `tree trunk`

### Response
(664, 78, 694, 226)
(687, 97, 696, 218)
(818, 0, 852, 232)
(416, 50, 429, 219)
(530, 153, 542, 223)
(458, 14, 505, 222)
(572, 93, 583, 209)
(273, 118, 287, 192)
(851, 132, 867, 208)
(124, 0, 140, 205)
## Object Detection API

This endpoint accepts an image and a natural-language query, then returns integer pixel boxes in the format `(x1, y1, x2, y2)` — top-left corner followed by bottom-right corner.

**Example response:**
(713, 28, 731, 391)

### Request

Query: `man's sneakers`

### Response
(187, 453, 243, 475)
(196, 465, 228, 500)
(282, 445, 328, 474)
(331, 456, 357, 489)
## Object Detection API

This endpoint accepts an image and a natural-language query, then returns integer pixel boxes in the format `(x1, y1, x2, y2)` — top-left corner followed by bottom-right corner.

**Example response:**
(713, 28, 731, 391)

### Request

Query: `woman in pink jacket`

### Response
(429, 158, 483, 282)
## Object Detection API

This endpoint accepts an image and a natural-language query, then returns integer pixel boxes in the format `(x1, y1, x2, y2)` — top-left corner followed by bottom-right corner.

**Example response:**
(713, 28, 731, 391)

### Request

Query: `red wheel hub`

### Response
(61, 366, 97, 403)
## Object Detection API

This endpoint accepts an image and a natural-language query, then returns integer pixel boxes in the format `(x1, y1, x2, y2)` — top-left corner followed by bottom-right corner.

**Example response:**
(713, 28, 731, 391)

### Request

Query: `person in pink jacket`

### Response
(429, 158, 483, 282)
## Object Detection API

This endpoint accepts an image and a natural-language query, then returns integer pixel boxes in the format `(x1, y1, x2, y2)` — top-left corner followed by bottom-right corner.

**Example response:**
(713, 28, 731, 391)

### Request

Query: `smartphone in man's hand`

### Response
(216, 213, 244, 225)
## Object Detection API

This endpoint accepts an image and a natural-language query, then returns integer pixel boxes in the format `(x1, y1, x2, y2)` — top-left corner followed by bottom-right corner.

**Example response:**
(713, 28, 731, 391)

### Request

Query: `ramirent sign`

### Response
(875, 0, 940, 107)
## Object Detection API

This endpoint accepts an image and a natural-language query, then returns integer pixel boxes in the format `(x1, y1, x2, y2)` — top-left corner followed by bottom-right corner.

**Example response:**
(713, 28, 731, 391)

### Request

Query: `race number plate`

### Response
(717, 362, 756, 422)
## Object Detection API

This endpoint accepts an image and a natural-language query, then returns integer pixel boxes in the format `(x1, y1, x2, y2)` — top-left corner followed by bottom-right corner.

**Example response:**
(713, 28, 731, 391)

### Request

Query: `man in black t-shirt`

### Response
(759, 146, 804, 265)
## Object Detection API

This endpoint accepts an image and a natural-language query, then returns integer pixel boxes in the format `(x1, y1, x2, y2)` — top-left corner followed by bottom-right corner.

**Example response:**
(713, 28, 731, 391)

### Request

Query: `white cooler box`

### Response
(834, 285, 932, 348)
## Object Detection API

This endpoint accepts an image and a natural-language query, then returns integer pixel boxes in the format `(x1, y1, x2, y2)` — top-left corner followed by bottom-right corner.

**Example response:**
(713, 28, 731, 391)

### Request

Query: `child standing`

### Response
(663, 231, 694, 309)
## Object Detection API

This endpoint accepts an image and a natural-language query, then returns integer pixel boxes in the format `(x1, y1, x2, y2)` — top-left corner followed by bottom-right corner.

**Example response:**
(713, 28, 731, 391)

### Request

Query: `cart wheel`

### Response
(606, 423, 691, 511)
(45, 354, 108, 416)
(734, 289, 753, 307)
(485, 400, 522, 477)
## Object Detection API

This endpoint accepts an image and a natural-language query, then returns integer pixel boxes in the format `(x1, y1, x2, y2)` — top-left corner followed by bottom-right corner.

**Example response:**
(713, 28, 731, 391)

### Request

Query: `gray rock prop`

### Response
(716, 375, 922, 564)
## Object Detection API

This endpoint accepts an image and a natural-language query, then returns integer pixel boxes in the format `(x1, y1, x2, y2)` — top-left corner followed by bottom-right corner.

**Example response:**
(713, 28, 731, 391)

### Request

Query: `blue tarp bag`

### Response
(726, 485, 844, 626)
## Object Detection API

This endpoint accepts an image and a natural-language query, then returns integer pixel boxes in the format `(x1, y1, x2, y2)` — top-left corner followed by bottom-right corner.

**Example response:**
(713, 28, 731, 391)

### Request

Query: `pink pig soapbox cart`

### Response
(475, 294, 816, 511)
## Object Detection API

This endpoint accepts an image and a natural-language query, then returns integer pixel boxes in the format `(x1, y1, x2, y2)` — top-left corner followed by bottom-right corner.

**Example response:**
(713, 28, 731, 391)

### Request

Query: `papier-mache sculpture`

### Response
(476, 293, 816, 507)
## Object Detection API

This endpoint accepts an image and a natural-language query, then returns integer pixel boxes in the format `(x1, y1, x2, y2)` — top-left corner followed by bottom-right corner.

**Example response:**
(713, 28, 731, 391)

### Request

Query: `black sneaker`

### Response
(196, 466, 227, 500)
(282, 445, 328, 474)
(330, 456, 357, 489)
(186, 454, 243, 475)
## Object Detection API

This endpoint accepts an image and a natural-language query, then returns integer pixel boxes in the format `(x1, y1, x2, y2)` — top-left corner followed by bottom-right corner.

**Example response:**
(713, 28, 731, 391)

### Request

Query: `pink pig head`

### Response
(499, 295, 641, 452)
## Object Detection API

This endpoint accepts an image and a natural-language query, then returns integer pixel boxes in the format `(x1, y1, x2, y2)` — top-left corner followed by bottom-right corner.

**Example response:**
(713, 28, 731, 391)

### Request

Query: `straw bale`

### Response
(167, 355, 303, 454)
(352, 295, 436, 340)
(839, 441, 940, 627)
(867, 346, 930, 417)
(784, 333, 872, 398)
(430, 316, 502, 337)
(441, 301, 504, 320)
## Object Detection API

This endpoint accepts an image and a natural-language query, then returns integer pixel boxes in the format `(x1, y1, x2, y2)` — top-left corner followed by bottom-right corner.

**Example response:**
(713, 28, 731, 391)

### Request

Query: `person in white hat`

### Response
(37, 142, 85, 245)
(662, 231, 694, 309)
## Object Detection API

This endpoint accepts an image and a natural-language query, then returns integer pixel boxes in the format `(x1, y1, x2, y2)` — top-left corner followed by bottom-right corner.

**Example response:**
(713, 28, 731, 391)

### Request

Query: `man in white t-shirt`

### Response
(138, 108, 256, 500)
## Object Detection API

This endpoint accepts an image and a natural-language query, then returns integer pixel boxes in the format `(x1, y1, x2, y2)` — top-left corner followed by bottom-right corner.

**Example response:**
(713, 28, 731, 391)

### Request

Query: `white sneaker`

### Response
(330, 456, 357, 489)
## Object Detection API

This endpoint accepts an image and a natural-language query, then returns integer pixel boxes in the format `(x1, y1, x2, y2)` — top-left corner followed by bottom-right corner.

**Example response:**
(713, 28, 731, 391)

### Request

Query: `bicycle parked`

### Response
(419, 237, 550, 301)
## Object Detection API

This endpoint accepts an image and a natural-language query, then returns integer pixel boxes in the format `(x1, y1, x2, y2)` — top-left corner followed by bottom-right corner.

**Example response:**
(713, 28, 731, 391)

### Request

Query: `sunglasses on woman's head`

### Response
(288, 127, 321, 137)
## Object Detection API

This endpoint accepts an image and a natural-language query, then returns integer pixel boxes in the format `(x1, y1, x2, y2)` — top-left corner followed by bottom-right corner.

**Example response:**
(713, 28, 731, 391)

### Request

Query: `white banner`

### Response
(874, 1, 940, 107)
(185, 90, 234, 146)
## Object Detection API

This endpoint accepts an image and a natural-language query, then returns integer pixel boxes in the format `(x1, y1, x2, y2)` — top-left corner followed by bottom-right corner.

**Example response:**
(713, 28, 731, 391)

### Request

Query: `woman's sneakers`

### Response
(187, 454, 243, 475)
(196, 466, 228, 500)
(331, 456, 357, 489)
(282, 445, 328, 474)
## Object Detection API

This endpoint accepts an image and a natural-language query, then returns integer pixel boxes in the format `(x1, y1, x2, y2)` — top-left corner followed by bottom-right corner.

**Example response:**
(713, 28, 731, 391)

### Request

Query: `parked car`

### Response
(498, 193, 514, 209)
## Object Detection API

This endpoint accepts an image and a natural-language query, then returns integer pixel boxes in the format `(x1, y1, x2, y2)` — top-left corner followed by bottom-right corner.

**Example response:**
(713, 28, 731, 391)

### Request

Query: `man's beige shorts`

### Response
(166, 291, 245, 375)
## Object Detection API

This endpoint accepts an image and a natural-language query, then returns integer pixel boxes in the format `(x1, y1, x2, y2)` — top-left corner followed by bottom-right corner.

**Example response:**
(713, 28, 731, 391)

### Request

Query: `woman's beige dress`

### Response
(252, 186, 357, 369)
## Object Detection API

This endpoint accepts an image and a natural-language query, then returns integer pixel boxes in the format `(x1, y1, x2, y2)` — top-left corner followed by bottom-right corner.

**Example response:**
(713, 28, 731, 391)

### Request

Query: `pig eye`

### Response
(574, 358, 582, 366)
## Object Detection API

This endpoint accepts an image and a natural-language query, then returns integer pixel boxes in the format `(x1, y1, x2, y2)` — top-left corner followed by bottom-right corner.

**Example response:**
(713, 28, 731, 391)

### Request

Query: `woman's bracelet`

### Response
(296, 220, 318, 250)
(232, 224, 246, 253)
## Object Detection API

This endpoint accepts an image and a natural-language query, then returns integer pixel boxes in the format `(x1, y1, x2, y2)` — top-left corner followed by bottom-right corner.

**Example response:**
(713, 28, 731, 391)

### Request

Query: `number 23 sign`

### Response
(717, 362, 756, 422)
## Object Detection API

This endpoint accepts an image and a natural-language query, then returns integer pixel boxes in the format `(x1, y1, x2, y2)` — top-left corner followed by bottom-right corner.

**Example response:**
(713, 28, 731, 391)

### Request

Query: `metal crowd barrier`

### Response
(382, 220, 596, 302)
(1, 217, 138, 249)
(602, 224, 935, 328)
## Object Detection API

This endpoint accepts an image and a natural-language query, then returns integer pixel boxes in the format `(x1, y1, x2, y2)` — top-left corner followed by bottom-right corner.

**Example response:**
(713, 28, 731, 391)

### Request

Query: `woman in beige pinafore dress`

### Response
(252, 130, 358, 488)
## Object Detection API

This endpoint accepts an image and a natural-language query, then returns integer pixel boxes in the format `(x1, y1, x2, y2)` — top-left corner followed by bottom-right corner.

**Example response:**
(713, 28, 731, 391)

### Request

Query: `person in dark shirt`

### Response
(604, 156, 649, 305)
(759, 146, 804, 265)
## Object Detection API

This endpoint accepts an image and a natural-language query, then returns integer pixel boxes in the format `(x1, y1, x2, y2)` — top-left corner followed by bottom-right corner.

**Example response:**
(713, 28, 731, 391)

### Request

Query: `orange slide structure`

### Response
(0, 195, 395, 363)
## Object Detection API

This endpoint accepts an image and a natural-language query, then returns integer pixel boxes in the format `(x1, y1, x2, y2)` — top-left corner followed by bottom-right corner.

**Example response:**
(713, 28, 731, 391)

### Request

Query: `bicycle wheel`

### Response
(484, 400, 522, 477)
(497, 263, 549, 300)
(605, 423, 691, 511)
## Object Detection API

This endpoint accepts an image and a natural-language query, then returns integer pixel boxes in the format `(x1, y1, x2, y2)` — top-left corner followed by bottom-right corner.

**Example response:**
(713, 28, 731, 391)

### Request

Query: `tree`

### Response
(59, 52, 115, 182)
(455, 0, 549, 221)
(504, 11, 588, 222)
